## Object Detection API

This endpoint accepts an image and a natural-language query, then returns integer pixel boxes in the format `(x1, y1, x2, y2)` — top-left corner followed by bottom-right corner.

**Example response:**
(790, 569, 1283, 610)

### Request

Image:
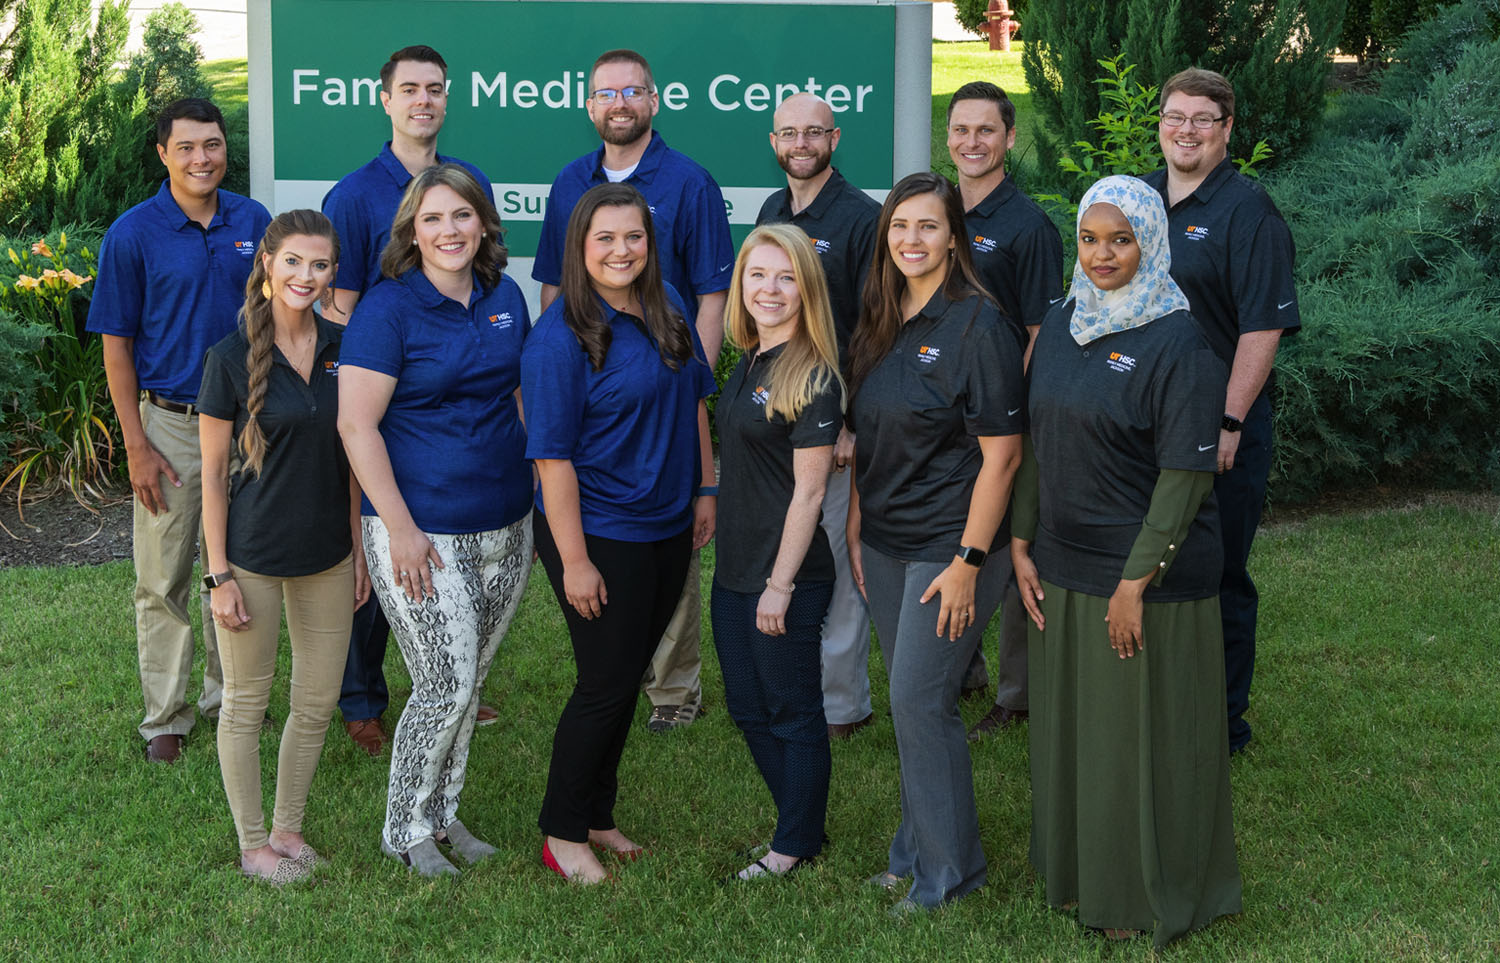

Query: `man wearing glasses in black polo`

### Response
(533, 48, 735, 735)
(1143, 67, 1301, 756)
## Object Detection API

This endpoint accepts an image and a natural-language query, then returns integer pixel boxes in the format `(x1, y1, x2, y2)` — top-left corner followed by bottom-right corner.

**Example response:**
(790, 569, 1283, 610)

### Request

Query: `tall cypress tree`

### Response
(1021, 0, 1346, 173)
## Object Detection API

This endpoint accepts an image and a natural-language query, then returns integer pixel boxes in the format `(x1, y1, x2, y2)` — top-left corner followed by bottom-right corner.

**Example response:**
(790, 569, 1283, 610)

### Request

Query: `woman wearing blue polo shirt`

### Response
(199, 209, 366, 885)
(846, 172, 1025, 913)
(522, 183, 716, 885)
(713, 224, 844, 881)
(337, 164, 533, 878)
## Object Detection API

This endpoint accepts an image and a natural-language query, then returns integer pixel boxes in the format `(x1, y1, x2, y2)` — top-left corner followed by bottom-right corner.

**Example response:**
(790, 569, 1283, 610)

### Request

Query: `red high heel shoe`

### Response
(543, 838, 615, 883)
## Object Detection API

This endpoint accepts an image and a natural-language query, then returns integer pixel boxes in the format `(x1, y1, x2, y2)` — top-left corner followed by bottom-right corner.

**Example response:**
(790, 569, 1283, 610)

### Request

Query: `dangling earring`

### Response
(261, 279, 272, 299)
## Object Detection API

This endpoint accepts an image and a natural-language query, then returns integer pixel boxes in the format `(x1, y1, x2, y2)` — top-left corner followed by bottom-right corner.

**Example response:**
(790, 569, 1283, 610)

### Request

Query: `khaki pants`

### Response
(642, 551, 702, 708)
(134, 399, 223, 740)
(217, 556, 353, 850)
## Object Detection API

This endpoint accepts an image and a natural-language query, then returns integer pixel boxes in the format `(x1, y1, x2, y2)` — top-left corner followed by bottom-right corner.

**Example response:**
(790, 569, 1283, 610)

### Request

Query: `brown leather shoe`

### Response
(475, 703, 499, 727)
(345, 717, 387, 756)
(145, 733, 183, 763)
(827, 712, 874, 741)
(967, 704, 1028, 741)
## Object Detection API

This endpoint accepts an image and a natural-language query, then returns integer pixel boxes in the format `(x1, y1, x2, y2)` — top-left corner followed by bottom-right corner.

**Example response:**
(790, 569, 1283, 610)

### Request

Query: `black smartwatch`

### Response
(203, 570, 235, 589)
(956, 545, 987, 568)
(1221, 414, 1243, 433)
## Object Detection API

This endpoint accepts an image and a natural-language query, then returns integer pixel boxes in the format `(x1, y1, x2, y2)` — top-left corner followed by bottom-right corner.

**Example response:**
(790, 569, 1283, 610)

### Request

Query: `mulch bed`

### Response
(0, 490, 133, 568)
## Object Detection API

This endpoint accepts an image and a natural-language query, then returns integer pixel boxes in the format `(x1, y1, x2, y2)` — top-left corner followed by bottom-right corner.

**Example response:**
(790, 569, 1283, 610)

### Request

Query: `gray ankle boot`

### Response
(438, 819, 498, 864)
(383, 836, 459, 877)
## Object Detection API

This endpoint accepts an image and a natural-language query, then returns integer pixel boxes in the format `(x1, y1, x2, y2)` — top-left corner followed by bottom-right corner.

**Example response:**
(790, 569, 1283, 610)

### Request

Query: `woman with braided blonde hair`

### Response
(198, 208, 369, 885)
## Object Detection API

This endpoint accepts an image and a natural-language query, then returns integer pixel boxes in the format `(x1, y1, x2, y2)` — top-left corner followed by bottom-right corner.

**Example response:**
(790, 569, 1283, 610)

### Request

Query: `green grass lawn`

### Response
(1, 498, 1496, 960)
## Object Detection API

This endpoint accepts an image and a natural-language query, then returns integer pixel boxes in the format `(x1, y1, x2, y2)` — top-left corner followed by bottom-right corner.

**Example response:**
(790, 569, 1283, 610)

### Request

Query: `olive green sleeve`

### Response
(1121, 469, 1215, 583)
(1010, 435, 1039, 543)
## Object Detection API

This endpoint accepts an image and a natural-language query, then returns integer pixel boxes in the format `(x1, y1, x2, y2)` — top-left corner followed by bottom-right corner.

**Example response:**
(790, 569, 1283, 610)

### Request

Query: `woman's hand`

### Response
(921, 559, 980, 641)
(693, 495, 716, 550)
(564, 559, 607, 619)
(210, 581, 251, 633)
(756, 586, 791, 636)
(353, 548, 371, 608)
(390, 526, 445, 603)
(1105, 573, 1153, 658)
(1011, 538, 1045, 632)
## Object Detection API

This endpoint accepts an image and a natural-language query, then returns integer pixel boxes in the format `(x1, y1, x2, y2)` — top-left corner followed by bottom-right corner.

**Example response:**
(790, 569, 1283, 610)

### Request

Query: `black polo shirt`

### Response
(197, 317, 351, 577)
(962, 174, 1065, 340)
(714, 342, 843, 594)
(1142, 158, 1301, 376)
(1028, 302, 1226, 601)
(756, 168, 880, 362)
(851, 291, 1026, 562)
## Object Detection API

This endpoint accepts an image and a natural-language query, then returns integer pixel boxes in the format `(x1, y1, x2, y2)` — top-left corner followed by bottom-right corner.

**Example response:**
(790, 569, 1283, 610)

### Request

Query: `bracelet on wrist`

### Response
(764, 577, 795, 596)
(696, 485, 719, 497)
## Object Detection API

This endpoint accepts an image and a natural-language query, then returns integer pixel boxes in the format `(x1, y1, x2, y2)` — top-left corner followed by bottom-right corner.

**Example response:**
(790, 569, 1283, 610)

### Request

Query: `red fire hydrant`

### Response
(983, 0, 1020, 52)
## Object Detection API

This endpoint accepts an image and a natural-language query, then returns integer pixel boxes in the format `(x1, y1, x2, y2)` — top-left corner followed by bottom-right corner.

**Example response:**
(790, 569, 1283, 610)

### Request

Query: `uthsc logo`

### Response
(489, 312, 514, 329)
(1106, 351, 1136, 373)
(917, 345, 941, 365)
(1184, 225, 1210, 241)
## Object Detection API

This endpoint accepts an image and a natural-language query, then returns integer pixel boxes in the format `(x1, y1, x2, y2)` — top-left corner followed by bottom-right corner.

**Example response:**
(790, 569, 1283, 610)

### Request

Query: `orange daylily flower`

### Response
(60, 269, 92, 289)
(16, 274, 41, 290)
(31, 240, 53, 258)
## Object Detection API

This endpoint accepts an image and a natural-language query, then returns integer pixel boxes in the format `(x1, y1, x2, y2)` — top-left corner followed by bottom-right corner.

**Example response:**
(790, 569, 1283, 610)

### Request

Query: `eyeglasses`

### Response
(1160, 112, 1227, 130)
(773, 126, 833, 142)
(590, 86, 650, 105)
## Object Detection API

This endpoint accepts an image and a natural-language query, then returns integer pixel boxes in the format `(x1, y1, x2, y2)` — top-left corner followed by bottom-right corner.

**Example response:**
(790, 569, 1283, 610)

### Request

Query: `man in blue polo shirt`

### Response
(1143, 68, 1300, 754)
(534, 48, 734, 733)
(945, 81, 1064, 739)
(88, 98, 271, 763)
(322, 44, 498, 756)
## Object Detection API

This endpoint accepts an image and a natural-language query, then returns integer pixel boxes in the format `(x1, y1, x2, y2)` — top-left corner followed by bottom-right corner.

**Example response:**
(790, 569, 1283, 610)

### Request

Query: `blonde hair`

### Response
(724, 224, 845, 423)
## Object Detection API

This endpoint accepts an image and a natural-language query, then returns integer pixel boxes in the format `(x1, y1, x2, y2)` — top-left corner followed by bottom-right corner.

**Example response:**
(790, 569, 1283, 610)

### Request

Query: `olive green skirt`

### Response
(1027, 581, 1242, 949)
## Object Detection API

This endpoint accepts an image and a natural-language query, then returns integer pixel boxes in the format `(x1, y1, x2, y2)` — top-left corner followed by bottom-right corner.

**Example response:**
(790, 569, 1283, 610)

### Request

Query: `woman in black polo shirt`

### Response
(713, 224, 844, 881)
(1010, 175, 1239, 947)
(199, 209, 367, 884)
(846, 172, 1025, 912)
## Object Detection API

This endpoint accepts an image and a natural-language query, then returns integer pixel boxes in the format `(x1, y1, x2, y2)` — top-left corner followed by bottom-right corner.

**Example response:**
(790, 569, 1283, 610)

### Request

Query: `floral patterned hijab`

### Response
(1068, 175, 1190, 346)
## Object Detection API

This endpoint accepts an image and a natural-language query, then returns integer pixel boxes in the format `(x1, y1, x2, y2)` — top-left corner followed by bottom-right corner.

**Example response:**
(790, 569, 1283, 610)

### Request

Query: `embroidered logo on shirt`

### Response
(917, 345, 941, 365)
(1107, 351, 1137, 373)
(323, 360, 340, 376)
(1184, 225, 1210, 241)
(810, 238, 831, 256)
(752, 385, 769, 406)
(233, 240, 257, 257)
(971, 234, 997, 254)
(489, 312, 514, 329)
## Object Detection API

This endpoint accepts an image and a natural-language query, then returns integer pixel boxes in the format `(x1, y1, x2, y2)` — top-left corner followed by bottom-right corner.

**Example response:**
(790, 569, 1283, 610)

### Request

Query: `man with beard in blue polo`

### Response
(534, 48, 734, 733)
(322, 44, 498, 756)
(89, 98, 271, 764)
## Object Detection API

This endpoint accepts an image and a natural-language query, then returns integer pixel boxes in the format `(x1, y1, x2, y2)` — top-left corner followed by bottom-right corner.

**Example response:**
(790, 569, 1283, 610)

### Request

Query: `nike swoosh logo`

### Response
(818, 420, 835, 428)
(1278, 300, 1295, 310)
(1049, 297, 1066, 304)
(1008, 407, 1022, 416)
(1198, 443, 1215, 451)
(719, 262, 734, 273)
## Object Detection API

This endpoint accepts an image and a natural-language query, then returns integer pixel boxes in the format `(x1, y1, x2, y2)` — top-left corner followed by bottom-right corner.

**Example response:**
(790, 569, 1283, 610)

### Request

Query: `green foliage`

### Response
(1380, 0, 1500, 100)
(1264, 37, 1500, 502)
(1020, 0, 1343, 180)
(1344, 0, 1468, 60)
(1, 1, 212, 233)
(0, 228, 118, 507)
(0, 311, 48, 454)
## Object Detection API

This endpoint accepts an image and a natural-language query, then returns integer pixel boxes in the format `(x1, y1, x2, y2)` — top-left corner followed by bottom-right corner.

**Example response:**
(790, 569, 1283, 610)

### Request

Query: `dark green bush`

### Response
(1402, 36, 1500, 159)
(0, 311, 49, 456)
(1380, 0, 1500, 101)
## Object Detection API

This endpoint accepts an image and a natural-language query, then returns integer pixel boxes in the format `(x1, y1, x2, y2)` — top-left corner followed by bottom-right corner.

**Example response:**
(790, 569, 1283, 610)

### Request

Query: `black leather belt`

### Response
(145, 391, 196, 416)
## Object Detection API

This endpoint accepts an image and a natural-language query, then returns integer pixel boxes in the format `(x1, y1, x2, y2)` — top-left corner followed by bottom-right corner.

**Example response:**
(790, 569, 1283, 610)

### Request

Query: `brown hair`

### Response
(590, 48, 655, 92)
(1160, 68, 1235, 119)
(946, 80, 1016, 131)
(238, 210, 340, 477)
(848, 172, 993, 393)
(724, 224, 845, 422)
(559, 183, 690, 373)
(379, 163, 508, 290)
(380, 45, 448, 91)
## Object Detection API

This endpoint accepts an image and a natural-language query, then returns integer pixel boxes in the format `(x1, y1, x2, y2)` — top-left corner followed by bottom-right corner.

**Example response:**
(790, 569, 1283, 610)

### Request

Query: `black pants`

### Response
(534, 509, 692, 841)
(1217, 392, 1272, 752)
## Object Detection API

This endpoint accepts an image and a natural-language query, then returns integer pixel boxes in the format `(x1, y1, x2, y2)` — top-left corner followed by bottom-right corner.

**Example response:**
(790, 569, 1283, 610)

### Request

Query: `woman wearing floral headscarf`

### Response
(1009, 175, 1241, 947)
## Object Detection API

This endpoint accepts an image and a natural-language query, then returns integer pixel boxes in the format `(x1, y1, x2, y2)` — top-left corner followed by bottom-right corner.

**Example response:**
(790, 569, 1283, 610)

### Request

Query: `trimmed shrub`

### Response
(1402, 36, 1500, 159)
(1380, 0, 1500, 101)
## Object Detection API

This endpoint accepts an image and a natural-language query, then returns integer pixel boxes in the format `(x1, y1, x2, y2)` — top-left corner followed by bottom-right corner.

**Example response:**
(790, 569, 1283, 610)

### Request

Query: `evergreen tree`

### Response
(1022, 0, 1345, 174)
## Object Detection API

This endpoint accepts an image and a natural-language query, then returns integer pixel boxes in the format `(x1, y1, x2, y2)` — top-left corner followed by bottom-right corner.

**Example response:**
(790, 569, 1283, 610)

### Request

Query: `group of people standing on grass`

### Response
(88, 39, 1298, 948)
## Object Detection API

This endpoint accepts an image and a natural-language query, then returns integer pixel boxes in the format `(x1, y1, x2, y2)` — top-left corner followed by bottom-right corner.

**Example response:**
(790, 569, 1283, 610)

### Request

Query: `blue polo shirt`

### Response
(531, 131, 734, 327)
(338, 267, 531, 535)
(521, 285, 715, 542)
(322, 143, 495, 295)
(86, 182, 271, 403)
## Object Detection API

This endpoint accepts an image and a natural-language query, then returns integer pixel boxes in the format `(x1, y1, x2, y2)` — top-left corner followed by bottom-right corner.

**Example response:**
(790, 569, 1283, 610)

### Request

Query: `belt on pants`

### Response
(144, 391, 197, 416)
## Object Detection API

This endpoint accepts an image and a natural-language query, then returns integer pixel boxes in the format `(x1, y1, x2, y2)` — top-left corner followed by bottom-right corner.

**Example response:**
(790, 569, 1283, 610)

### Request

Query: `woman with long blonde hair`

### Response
(198, 208, 368, 884)
(713, 224, 845, 880)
